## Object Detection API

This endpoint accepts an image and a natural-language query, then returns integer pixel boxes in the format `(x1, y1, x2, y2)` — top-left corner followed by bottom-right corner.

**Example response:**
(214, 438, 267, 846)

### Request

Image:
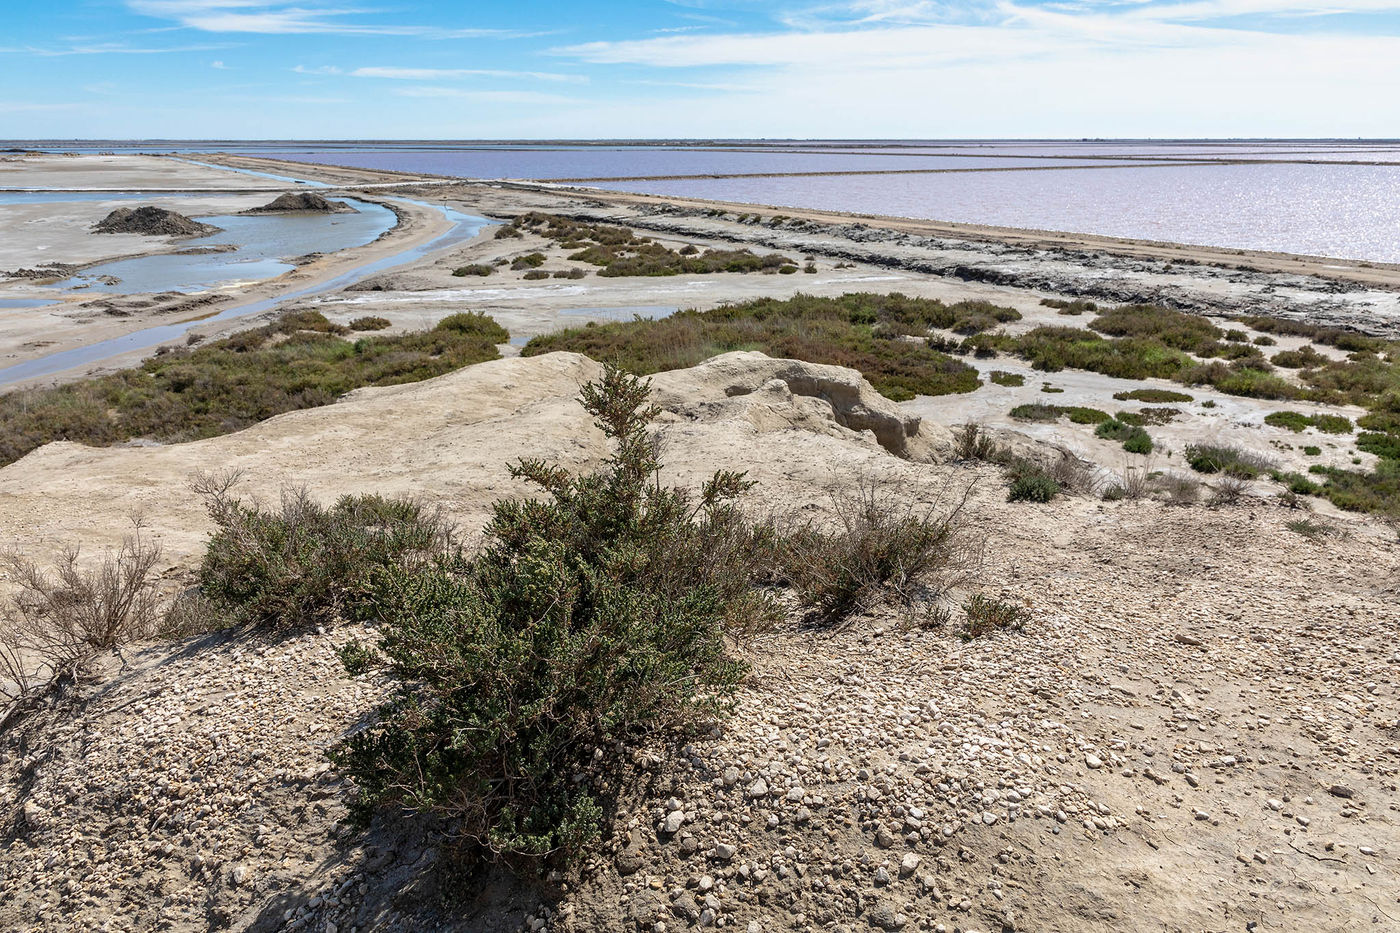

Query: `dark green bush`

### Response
(1006, 462, 1060, 503)
(1266, 411, 1311, 432)
(1184, 443, 1276, 478)
(331, 366, 773, 864)
(1358, 432, 1400, 460)
(962, 594, 1030, 638)
(1010, 403, 1061, 422)
(349, 316, 392, 332)
(510, 252, 547, 270)
(195, 486, 452, 630)
(452, 263, 494, 277)
(1096, 419, 1153, 453)
(1112, 388, 1193, 403)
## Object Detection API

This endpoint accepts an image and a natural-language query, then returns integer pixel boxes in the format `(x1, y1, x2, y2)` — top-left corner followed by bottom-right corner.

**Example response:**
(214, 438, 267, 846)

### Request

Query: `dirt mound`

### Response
(91, 206, 220, 238)
(240, 192, 355, 215)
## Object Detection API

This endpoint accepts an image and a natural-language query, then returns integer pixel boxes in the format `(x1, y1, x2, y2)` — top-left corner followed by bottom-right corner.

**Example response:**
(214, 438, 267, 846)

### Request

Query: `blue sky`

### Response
(2, 0, 1398, 138)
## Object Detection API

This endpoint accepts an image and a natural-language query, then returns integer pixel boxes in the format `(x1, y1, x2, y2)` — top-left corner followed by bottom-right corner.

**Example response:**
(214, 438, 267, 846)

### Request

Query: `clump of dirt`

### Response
(241, 192, 355, 214)
(92, 206, 220, 238)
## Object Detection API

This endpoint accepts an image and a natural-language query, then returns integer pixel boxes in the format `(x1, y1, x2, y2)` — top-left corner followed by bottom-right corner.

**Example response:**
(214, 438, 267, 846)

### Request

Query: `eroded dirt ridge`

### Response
(1, 352, 1396, 933)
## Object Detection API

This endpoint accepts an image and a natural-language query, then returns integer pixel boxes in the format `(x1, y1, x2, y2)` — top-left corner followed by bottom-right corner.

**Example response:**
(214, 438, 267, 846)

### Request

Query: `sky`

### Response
(1, 0, 1399, 139)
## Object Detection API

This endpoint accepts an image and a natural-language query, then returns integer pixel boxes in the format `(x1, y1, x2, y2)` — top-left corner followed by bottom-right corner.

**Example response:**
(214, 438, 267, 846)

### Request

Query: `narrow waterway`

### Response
(0, 197, 490, 387)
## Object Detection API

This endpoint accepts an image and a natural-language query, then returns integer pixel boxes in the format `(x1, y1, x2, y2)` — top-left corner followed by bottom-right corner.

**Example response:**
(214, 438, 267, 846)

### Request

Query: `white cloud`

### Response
(127, 1, 523, 37)
(211, 58, 228, 68)
(548, 10, 1400, 137)
(392, 86, 578, 105)
(349, 66, 585, 83)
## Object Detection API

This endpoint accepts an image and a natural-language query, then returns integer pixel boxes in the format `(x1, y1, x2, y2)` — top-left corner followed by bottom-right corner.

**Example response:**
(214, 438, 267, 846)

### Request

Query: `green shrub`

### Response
(1358, 432, 1400, 460)
(1095, 419, 1152, 453)
(1303, 445, 1321, 456)
(1122, 430, 1153, 455)
(452, 263, 494, 277)
(435, 312, 510, 341)
(510, 252, 547, 270)
(332, 366, 772, 864)
(1010, 403, 1062, 422)
(1184, 443, 1276, 478)
(1253, 335, 1276, 346)
(989, 370, 1025, 387)
(1113, 388, 1193, 403)
(1006, 463, 1060, 503)
(1087, 304, 1223, 353)
(962, 594, 1030, 638)
(1311, 414, 1354, 434)
(1265, 411, 1311, 432)
(0, 311, 504, 469)
(348, 316, 392, 332)
(195, 487, 452, 630)
(523, 293, 982, 401)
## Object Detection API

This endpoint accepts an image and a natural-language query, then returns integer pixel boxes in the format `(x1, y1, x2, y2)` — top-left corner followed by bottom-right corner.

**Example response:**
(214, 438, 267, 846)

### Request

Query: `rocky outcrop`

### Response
(92, 206, 220, 238)
(240, 193, 355, 215)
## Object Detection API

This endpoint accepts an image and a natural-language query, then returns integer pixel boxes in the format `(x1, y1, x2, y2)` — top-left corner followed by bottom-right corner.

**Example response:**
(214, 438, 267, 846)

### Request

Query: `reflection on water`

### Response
(0, 299, 59, 309)
(50, 198, 395, 294)
(0, 200, 490, 387)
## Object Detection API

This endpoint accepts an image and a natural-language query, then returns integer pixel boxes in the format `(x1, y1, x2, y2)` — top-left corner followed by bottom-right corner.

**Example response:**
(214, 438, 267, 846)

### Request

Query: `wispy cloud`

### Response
(211, 58, 229, 68)
(19, 41, 228, 56)
(127, 1, 526, 37)
(349, 66, 585, 83)
(392, 86, 578, 105)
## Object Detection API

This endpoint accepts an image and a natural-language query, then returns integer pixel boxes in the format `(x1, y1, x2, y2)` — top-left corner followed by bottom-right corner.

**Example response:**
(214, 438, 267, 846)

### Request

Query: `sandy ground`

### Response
(0, 352, 1396, 932)
(0, 156, 455, 386)
(1, 152, 1391, 506)
(0, 153, 289, 192)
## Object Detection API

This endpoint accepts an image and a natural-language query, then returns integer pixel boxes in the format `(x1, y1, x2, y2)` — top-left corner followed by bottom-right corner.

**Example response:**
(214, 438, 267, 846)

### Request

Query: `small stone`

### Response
(1267, 799, 1283, 811)
(1326, 784, 1355, 799)
(1084, 755, 1103, 770)
(865, 899, 906, 931)
(664, 811, 686, 834)
(723, 767, 740, 787)
(747, 778, 769, 798)
(899, 853, 921, 877)
(875, 866, 891, 885)
(713, 843, 737, 861)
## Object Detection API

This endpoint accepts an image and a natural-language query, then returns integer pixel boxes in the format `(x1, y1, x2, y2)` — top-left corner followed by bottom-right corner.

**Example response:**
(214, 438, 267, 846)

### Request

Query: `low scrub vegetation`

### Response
(1113, 388, 1193, 403)
(523, 293, 984, 401)
(451, 263, 494, 277)
(348, 316, 391, 331)
(501, 212, 794, 277)
(1009, 403, 1109, 425)
(0, 310, 506, 468)
(1184, 443, 1276, 478)
(962, 594, 1031, 638)
(778, 479, 978, 627)
(330, 366, 778, 863)
(1264, 410, 1353, 434)
(192, 478, 454, 631)
(1, 524, 163, 708)
(1095, 419, 1153, 454)
(988, 370, 1024, 387)
(1040, 298, 1098, 315)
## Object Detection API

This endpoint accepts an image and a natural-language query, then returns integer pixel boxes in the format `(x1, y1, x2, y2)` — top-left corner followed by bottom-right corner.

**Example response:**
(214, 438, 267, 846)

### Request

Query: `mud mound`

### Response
(241, 192, 355, 215)
(91, 206, 220, 238)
